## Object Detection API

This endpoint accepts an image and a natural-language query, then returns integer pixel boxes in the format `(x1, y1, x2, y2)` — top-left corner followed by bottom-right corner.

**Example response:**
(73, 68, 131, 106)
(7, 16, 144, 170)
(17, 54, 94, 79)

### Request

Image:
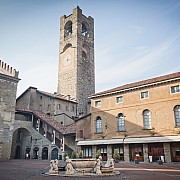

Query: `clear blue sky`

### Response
(0, 0, 180, 96)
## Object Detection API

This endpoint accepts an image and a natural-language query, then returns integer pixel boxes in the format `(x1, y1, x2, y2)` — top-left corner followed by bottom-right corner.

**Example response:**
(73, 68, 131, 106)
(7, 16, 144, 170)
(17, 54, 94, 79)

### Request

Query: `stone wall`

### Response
(16, 87, 77, 125)
(0, 60, 19, 159)
(11, 120, 62, 160)
(75, 114, 91, 141)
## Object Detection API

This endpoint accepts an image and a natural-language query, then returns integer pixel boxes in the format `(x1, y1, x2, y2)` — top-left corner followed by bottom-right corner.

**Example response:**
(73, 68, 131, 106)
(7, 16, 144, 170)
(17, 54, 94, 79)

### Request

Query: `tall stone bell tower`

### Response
(57, 6, 95, 116)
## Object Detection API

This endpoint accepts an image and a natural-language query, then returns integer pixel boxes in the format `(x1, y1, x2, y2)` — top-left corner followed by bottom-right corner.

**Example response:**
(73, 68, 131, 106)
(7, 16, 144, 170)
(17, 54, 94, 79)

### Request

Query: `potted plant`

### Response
(63, 151, 68, 161)
(78, 150, 83, 159)
(71, 151, 77, 159)
(148, 152, 153, 163)
(96, 149, 101, 159)
(113, 149, 120, 163)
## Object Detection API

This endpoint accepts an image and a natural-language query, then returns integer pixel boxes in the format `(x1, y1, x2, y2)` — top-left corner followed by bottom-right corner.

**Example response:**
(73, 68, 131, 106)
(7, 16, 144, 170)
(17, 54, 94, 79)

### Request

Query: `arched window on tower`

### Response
(64, 21, 72, 38)
(118, 113, 125, 131)
(96, 116, 102, 133)
(174, 105, 180, 126)
(82, 22, 89, 37)
(143, 109, 151, 129)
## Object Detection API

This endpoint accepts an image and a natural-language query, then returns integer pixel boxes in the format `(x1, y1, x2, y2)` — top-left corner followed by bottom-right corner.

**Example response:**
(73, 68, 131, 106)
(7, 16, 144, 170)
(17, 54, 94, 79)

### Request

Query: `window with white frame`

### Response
(143, 109, 151, 129)
(171, 85, 180, 94)
(141, 91, 149, 99)
(82, 146, 92, 158)
(96, 116, 102, 133)
(57, 104, 61, 110)
(174, 105, 180, 126)
(118, 113, 125, 131)
(95, 101, 101, 107)
(71, 105, 75, 112)
(116, 96, 123, 103)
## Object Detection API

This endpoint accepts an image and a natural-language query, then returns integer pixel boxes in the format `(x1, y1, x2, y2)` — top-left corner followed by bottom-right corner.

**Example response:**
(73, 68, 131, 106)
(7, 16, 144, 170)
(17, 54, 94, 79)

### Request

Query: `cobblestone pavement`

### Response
(0, 160, 180, 180)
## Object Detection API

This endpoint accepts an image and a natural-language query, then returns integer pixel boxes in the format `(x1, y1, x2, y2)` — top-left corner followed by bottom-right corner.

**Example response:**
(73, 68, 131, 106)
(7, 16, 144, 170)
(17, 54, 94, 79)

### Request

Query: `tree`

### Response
(78, 150, 83, 159)
(113, 149, 120, 161)
(71, 151, 77, 159)
(96, 150, 101, 159)
(63, 151, 68, 160)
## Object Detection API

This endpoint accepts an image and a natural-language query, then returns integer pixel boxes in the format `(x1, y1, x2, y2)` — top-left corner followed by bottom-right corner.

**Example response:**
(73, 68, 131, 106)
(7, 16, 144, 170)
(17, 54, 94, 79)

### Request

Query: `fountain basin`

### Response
(101, 167, 114, 173)
(71, 158, 97, 171)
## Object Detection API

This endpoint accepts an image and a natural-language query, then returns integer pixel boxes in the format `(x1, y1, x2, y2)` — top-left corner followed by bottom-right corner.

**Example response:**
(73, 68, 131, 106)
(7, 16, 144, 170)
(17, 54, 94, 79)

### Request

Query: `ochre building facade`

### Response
(77, 72, 180, 163)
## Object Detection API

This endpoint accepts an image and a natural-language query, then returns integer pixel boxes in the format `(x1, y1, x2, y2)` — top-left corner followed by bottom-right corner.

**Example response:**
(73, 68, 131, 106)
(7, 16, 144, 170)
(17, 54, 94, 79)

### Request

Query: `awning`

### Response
(77, 136, 180, 146)
(124, 136, 180, 144)
(77, 138, 123, 146)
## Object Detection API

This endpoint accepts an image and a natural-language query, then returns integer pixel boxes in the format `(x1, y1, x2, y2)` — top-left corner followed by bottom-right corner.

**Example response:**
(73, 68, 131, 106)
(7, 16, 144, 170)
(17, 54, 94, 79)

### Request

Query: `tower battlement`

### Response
(0, 60, 19, 78)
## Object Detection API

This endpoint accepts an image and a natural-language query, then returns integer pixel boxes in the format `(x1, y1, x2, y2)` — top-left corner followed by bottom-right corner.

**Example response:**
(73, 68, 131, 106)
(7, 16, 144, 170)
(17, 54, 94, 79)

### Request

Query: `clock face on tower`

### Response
(63, 54, 72, 66)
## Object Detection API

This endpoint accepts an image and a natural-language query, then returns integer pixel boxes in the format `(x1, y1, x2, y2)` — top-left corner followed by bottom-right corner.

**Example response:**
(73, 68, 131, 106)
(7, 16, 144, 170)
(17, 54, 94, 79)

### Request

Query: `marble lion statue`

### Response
(65, 156, 74, 175)
(96, 156, 102, 175)
(49, 159, 58, 174)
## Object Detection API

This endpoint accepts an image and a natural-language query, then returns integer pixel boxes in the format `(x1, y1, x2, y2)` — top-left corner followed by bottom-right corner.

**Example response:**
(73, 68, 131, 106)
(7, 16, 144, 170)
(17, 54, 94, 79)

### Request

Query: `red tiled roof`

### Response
(16, 86, 77, 103)
(16, 108, 76, 134)
(33, 110, 65, 133)
(37, 90, 77, 103)
(91, 72, 180, 98)
(64, 123, 76, 134)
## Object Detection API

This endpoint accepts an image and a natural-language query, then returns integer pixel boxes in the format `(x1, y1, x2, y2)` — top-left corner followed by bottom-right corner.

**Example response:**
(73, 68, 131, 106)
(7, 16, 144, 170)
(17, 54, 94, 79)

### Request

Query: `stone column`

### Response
(38, 145, 42, 160)
(30, 146, 33, 159)
(31, 114, 34, 126)
(92, 145, 96, 158)
(58, 148, 62, 160)
(143, 144, 149, 162)
(124, 144, 130, 162)
(2, 125, 13, 160)
(163, 142, 171, 162)
(107, 145, 112, 159)
(48, 145, 52, 160)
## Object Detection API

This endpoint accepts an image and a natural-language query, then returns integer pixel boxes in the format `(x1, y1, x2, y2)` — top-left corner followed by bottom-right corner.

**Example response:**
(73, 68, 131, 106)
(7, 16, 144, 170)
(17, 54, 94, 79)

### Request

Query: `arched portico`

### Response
(51, 148, 58, 160)
(42, 147, 48, 160)
(15, 145, 21, 159)
(11, 128, 31, 159)
(33, 147, 39, 159)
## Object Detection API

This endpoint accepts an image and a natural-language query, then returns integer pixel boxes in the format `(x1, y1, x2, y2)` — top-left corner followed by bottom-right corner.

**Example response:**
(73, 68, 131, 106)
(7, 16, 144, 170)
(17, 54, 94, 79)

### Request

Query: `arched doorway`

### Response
(11, 128, 31, 159)
(33, 147, 39, 159)
(15, 145, 21, 159)
(51, 148, 58, 160)
(42, 147, 48, 160)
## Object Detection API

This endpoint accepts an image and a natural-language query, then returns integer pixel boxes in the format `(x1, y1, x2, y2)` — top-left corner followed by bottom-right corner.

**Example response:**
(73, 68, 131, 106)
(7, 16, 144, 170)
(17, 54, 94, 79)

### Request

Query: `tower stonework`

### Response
(57, 7, 95, 116)
(0, 60, 20, 159)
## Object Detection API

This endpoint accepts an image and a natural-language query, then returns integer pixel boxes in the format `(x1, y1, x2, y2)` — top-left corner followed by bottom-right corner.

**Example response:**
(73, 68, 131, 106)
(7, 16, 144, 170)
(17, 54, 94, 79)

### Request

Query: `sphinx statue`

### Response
(105, 158, 114, 168)
(49, 159, 59, 174)
(65, 156, 74, 175)
(96, 156, 102, 175)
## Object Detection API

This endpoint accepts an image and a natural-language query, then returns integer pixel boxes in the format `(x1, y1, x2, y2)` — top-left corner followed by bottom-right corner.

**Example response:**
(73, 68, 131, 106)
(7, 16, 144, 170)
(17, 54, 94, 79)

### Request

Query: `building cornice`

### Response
(0, 73, 20, 83)
(91, 72, 180, 99)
